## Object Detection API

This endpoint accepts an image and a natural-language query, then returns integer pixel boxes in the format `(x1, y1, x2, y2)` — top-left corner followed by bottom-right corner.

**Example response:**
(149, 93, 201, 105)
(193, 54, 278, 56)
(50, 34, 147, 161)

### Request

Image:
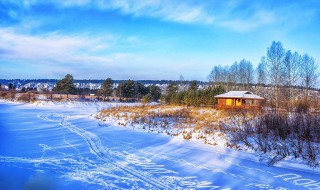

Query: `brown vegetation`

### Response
(97, 105, 229, 140)
(16, 92, 36, 103)
(0, 90, 16, 100)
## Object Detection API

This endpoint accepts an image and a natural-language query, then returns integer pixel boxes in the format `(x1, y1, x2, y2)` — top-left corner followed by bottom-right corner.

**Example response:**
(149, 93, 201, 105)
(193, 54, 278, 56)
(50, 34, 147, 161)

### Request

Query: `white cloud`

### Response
(74, 0, 214, 24)
(50, 0, 318, 31)
(0, 28, 134, 68)
(219, 9, 276, 32)
(0, 26, 213, 80)
(2, 0, 318, 32)
(0, 26, 169, 79)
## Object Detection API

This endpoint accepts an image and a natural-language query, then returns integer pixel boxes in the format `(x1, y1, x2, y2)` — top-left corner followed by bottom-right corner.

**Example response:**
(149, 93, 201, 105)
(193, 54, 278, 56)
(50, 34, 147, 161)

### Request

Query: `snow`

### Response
(0, 100, 319, 189)
(214, 91, 264, 99)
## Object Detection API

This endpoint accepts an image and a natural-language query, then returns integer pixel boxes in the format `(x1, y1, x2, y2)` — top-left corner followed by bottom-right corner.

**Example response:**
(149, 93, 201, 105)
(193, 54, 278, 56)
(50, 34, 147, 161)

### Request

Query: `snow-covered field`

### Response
(0, 100, 320, 189)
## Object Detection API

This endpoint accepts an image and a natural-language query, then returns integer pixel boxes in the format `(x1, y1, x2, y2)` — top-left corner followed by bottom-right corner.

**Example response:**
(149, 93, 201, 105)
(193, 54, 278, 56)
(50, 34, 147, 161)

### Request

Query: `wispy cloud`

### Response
(1, 0, 319, 31)
(217, 2, 318, 32)
(0, 26, 144, 78)
(103, 0, 214, 24)
(0, 28, 107, 63)
(0, 25, 167, 79)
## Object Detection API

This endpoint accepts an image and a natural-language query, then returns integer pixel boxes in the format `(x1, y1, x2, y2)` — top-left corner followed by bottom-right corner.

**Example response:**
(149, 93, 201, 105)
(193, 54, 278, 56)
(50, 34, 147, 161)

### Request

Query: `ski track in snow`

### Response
(36, 113, 219, 189)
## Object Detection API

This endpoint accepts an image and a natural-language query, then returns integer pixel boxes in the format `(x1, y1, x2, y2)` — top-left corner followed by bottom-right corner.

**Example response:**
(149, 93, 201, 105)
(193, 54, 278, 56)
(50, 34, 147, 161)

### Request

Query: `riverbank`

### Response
(96, 104, 320, 170)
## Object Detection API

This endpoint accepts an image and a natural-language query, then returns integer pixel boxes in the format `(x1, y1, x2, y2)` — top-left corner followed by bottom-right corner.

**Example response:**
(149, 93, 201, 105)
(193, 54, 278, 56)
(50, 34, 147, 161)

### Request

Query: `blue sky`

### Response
(0, 0, 319, 80)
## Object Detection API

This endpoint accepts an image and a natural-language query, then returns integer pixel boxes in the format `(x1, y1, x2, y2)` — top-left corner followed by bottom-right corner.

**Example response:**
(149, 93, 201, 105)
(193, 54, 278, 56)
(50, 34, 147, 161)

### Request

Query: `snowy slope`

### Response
(0, 100, 319, 189)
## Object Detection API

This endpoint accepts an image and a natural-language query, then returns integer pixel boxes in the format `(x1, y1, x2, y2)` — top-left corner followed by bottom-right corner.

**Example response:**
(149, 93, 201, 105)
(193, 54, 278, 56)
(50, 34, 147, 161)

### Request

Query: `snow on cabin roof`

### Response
(214, 91, 264, 100)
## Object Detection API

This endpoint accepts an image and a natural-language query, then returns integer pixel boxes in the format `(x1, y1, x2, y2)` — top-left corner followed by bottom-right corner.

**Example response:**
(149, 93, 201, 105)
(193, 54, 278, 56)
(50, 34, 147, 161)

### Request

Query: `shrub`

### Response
(17, 93, 36, 102)
(5, 91, 15, 100)
(220, 110, 320, 167)
(141, 94, 151, 104)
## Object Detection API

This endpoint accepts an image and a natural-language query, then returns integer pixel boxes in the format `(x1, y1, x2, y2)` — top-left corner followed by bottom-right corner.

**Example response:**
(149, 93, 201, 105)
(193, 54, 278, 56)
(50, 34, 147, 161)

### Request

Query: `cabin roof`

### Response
(214, 91, 264, 100)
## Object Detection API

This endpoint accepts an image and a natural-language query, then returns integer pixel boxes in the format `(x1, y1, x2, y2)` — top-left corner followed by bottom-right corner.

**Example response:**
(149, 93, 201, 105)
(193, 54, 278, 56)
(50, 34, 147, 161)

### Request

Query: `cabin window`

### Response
(226, 99, 232, 106)
(245, 100, 252, 105)
(236, 99, 242, 106)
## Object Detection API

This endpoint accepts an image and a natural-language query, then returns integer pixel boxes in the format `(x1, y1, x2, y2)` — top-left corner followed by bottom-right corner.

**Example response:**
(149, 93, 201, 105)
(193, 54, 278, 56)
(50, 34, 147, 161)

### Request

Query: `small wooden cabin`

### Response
(214, 91, 264, 109)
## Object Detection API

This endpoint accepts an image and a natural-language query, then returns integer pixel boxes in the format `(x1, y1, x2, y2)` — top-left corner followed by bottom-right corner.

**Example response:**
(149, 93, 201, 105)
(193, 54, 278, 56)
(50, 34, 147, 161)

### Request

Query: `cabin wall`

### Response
(218, 98, 234, 106)
(216, 98, 263, 109)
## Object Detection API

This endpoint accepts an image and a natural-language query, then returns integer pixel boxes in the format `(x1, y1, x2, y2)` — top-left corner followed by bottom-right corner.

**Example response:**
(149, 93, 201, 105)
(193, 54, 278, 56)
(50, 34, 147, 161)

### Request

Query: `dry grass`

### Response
(0, 91, 15, 100)
(97, 105, 235, 135)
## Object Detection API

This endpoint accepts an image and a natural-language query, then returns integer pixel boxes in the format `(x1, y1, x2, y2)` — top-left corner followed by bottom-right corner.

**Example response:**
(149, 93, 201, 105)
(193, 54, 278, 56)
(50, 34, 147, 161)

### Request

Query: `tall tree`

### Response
(238, 60, 247, 89)
(245, 60, 254, 87)
(257, 56, 267, 85)
(255, 57, 267, 95)
(134, 82, 149, 100)
(54, 74, 76, 98)
(115, 82, 123, 99)
(208, 65, 224, 86)
(165, 82, 178, 103)
(300, 54, 319, 99)
(266, 41, 285, 109)
(283, 51, 301, 108)
(147, 85, 161, 101)
(166, 82, 178, 95)
(8, 83, 13, 90)
(102, 78, 114, 101)
(222, 66, 232, 91)
(116, 80, 135, 100)
(229, 62, 239, 89)
(238, 59, 253, 89)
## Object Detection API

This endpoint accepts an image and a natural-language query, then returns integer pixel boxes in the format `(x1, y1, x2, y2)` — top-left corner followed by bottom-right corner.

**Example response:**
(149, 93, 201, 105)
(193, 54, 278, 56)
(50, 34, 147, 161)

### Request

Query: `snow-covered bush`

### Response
(220, 110, 320, 167)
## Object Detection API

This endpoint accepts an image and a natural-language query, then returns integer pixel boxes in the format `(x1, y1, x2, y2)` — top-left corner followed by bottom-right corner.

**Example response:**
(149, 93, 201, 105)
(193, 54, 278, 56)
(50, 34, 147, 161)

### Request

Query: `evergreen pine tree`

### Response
(54, 74, 76, 98)
(102, 78, 114, 101)
(148, 85, 161, 101)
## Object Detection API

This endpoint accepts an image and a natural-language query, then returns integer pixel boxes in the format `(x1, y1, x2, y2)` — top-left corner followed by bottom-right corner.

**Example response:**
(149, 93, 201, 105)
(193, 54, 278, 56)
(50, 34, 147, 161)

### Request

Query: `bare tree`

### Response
(238, 59, 253, 89)
(238, 59, 247, 89)
(245, 60, 254, 88)
(256, 57, 267, 95)
(257, 57, 267, 85)
(224, 66, 233, 91)
(283, 51, 301, 109)
(229, 62, 239, 90)
(208, 65, 224, 86)
(266, 41, 285, 109)
(300, 54, 319, 99)
(221, 66, 229, 85)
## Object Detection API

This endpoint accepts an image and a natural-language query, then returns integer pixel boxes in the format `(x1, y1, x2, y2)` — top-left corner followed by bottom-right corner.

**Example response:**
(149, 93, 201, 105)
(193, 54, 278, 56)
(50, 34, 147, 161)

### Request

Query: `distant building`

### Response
(214, 91, 264, 109)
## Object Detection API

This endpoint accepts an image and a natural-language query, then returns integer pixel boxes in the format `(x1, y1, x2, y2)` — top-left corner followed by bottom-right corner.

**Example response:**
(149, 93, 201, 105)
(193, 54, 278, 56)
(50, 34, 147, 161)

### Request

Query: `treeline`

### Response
(51, 75, 162, 102)
(0, 75, 162, 103)
(0, 79, 209, 89)
(163, 81, 225, 107)
(208, 41, 319, 110)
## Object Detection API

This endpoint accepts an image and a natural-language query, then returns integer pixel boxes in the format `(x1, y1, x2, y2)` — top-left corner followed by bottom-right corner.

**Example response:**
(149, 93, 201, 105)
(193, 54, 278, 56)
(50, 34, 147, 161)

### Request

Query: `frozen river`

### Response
(0, 101, 319, 190)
